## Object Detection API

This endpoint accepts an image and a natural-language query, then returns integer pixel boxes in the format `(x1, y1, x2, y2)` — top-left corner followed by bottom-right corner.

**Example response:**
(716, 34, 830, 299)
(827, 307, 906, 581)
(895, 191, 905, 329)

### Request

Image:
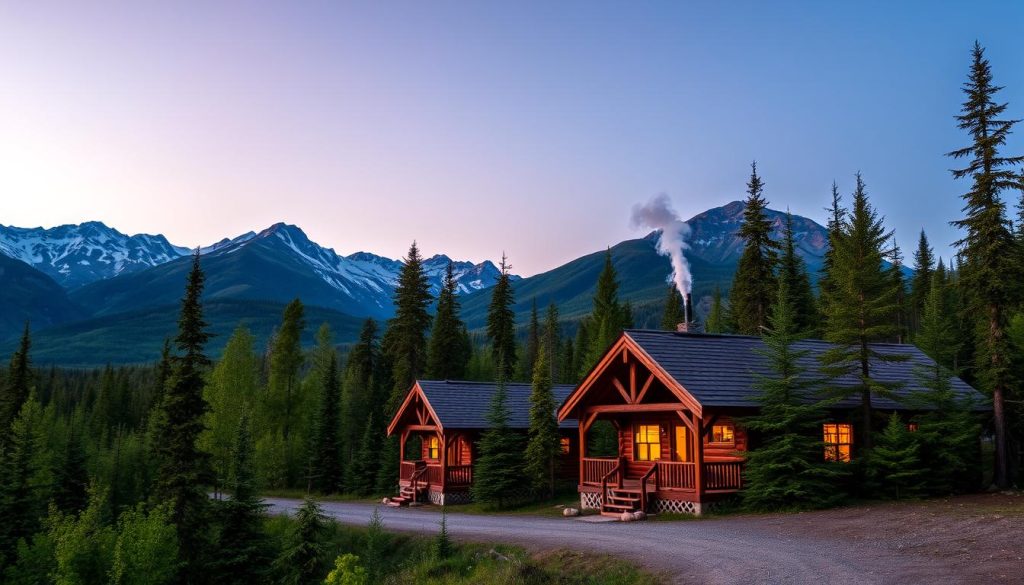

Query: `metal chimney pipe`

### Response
(684, 292, 693, 325)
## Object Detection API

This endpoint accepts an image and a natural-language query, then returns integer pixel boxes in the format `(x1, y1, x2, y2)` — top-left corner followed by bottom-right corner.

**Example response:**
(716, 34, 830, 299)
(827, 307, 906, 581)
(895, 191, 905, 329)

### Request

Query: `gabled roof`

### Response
(619, 329, 985, 410)
(390, 380, 578, 434)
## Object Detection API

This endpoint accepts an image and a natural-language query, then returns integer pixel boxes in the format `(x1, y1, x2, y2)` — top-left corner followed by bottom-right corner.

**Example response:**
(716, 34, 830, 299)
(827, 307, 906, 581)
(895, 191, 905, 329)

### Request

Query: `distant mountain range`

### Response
(0, 201, 830, 365)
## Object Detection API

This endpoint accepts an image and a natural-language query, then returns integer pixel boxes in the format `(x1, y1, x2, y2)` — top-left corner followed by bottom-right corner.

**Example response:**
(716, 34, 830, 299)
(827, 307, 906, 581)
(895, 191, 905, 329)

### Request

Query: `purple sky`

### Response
(1, 2, 1022, 275)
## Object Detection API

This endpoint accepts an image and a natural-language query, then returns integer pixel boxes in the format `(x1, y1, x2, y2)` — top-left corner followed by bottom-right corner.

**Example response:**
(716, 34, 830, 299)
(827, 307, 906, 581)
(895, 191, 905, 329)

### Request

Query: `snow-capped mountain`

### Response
(0, 221, 190, 288)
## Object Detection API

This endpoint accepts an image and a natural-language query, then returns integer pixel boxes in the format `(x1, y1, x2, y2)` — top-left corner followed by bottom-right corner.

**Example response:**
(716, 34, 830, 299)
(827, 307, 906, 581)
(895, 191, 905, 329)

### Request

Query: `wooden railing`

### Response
(704, 461, 743, 490)
(582, 457, 619, 486)
(656, 461, 696, 490)
(410, 466, 427, 503)
(400, 461, 418, 482)
(600, 458, 623, 509)
(446, 465, 472, 487)
(639, 463, 658, 512)
(425, 464, 443, 486)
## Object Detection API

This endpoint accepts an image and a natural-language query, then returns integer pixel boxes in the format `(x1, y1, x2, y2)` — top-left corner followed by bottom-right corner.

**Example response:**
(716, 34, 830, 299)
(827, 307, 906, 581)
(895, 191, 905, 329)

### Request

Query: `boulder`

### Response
(632, 511, 646, 521)
(619, 511, 634, 522)
(562, 507, 580, 517)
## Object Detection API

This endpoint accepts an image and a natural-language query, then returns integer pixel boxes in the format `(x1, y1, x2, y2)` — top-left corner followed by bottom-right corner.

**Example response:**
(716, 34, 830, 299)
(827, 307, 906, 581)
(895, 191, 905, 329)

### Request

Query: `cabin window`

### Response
(559, 437, 571, 455)
(823, 423, 852, 462)
(711, 424, 734, 444)
(635, 425, 661, 461)
(674, 426, 690, 462)
(427, 436, 440, 460)
(907, 423, 919, 433)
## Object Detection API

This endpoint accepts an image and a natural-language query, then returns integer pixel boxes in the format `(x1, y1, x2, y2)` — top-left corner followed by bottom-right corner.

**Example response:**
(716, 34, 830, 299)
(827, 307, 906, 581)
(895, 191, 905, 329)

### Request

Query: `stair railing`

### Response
(600, 458, 622, 511)
(640, 463, 658, 514)
(410, 466, 427, 503)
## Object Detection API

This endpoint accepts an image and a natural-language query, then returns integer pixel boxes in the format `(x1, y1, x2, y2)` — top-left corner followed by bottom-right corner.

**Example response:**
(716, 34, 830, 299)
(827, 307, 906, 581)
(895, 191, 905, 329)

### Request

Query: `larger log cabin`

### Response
(556, 329, 984, 516)
(387, 379, 579, 505)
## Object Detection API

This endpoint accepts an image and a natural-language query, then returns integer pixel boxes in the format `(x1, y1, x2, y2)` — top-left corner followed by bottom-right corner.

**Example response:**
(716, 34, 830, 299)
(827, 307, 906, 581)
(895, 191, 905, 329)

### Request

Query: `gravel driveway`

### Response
(265, 496, 1001, 585)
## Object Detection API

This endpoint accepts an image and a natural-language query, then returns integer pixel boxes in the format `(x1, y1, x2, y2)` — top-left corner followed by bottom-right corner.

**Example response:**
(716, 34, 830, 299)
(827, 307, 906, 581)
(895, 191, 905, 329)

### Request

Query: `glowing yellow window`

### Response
(674, 426, 690, 462)
(635, 425, 661, 461)
(559, 437, 571, 455)
(427, 436, 440, 460)
(823, 423, 852, 462)
(711, 424, 734, 444)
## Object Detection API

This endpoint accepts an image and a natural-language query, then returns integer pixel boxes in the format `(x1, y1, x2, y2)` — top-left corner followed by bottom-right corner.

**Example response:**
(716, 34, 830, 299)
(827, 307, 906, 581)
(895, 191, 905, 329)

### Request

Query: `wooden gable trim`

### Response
(386, 381, 445, 437)
(557, 333, 704, 421)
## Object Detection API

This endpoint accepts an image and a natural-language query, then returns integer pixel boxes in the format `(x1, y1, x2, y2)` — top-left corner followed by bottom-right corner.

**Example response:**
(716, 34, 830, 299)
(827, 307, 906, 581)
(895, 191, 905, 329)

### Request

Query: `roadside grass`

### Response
(261, 488, 376, 503)
(265, 512, 662, 584)
(451, 490, 589, 517)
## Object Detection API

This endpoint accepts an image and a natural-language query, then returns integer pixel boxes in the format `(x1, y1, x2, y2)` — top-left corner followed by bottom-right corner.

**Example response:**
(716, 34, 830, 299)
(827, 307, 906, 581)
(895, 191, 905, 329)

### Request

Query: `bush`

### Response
(323, 553, 367, 585)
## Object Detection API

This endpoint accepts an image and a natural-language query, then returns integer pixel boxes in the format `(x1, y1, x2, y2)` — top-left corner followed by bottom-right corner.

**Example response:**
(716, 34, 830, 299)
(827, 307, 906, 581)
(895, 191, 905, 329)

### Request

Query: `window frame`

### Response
(823, 423, 853, 462)
(634, 424, 662, 462)
(710, 423, 735, 445)
(559, 436, 571, 455)
(427, 436, 440, 460)
(673, 425, 691, 462)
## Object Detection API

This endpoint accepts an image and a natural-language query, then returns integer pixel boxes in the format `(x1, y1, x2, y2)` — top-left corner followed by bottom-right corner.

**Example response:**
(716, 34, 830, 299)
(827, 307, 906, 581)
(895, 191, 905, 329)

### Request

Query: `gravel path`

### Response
(264, 497, 973, 584)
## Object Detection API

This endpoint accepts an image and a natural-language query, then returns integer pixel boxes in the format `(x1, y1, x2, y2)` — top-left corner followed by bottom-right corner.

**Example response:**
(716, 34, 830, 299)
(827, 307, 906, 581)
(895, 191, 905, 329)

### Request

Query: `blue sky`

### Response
(1, 1, 1022, 275)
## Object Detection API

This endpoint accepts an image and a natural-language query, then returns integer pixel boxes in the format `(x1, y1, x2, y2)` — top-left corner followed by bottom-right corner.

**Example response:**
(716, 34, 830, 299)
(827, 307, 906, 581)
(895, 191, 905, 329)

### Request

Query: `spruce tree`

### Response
(585, 250, 626, 366)
(275, 497, 329, 585)
(486, 254, 517, 377)
(821, 174, 904, 451)
(705, 286, 727, 334)
(741, 281, 845, 511)
(313, 351, 343, 493)
(522, 299, 541, 381)
(268, 299, 306, 485)
(152, 251, 213, 582)
(348, 413, 382, 496)
(434, 507, 452, 561)
(543, 303, 561, 382)
(53, 423, 89, 515)
(426, 262, 471, 380)
(660, 286, 685, 331)
(0, 393, 49, 560)
(0, 323, 32, 443)
(386, 241, 433, 404)
(342, 319, 382, 491)
(910, 270, 981, 494)
(818, 182, 845, 326)
(947, 42, 1024, 488)
(867, 413, 926, 500)
(524, 348, 560, 499)
(213, 413, 272, 584)
(779, 212, 818, 336)
(888, 235, 908, 344)
(471, 367, 525, 508)
(909, 230, 935, 337)
(729, 162, 780, 335)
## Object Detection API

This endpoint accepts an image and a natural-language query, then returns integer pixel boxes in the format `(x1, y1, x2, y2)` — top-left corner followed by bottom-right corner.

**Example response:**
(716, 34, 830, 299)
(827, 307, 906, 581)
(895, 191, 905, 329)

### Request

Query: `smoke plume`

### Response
(630, 193, 692, 295)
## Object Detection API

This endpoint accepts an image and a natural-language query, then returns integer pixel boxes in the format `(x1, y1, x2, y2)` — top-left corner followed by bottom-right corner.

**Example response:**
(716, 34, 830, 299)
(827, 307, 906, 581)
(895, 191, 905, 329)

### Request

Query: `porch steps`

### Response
(385, 484, 425, 507)
(601, 489, 643, 516)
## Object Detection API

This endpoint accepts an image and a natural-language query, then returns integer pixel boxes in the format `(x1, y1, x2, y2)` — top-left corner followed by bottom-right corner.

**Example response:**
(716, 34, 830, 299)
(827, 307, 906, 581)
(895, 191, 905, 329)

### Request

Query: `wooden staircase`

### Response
(601, 488, 642, 516)
(386, 483, 426, 507)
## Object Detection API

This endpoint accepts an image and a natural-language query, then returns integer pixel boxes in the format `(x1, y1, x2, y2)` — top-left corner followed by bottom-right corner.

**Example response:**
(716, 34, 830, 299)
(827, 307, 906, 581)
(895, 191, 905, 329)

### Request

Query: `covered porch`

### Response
(396, 428, 475, 505)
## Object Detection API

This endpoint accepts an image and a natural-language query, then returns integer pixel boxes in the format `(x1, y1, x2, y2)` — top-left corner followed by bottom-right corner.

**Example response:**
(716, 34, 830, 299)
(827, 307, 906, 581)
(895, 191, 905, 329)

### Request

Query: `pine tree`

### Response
(268, 299, 306, 485)
(0, 323, 33, 443)
(559, 337, 575, 385)
(313, 349, 343, 494)
(909, 230, 935, 337)
(347, 412, 382, 496)
(888, 235, 908, 344)
(202, 326, 259, 493)
(729, 162, 780, 335)
(434, 508, 452, 561)
(152, 251, 213, 582)
(0, 393, 50, 560)
(947, 42, 1024, 488)
(213, 413, 272, 584)
(585, 251, 625, 366)
(275, 497, 329, 585)
(821, 174, 904, 451)
(426, 262, 471, 380)
(867, 413, 926, 500)
(522, 299, 541, 381)
(524, 348, 560, 499)
(740, 281, 845, 511)
(779, 212, 818, 336)
(385, 242, 433, 404)
(818, 182, 845, 326)
(705, 286, 727, 334)
(471, 367, 525, 508)
(542, 303, 561, 382)
(53, 423, 89, 515)
(910, 270, 981, 494)
(362, 507, 385, 583)
(660, 286, 685, 331)
(486, 254, 517, 378)
(342, 320, 382, 492)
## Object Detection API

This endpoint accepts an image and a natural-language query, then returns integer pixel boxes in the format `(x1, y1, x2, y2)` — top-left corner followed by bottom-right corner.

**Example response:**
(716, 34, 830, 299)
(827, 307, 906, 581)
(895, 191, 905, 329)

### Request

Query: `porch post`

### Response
(692, 412, 704, 500)
(578, 420, 586, 487)
(439, 431, 447, 492)
(399, 429, 407, 463)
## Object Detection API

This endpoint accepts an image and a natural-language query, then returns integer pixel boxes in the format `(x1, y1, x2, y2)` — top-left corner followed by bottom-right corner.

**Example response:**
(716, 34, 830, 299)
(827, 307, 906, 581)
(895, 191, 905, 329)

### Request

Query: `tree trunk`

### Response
(990, 304, 1009, 489)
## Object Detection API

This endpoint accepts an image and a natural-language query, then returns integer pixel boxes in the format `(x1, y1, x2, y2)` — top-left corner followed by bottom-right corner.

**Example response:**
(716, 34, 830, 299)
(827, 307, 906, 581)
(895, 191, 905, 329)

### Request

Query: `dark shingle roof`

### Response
(418, 380, 578, 430)
(623, 329, 986, 410)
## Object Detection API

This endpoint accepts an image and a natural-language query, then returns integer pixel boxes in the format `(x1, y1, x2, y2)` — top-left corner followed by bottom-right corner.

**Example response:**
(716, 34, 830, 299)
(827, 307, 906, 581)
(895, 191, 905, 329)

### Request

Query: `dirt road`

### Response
(264, 493, 1023, 584)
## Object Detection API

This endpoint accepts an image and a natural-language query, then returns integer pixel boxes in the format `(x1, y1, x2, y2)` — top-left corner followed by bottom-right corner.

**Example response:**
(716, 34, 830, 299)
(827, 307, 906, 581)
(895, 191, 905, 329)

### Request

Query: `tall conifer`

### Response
(779, 212, 819, 335)
(471, 365, 525, 508)
(660, 286, 685, 331)
(152, 252, 213, 582)
(821, 174, 904, 451)
(729, 162, 780, 334)
(486, 254, 517, 377)
(947, 42, 1024, 488)
(522, 299, 541, 381)
(909, 230, 935, 336)
(818, 182, 845, 325)
(0, 323, 32, 443)
(386, 242, 433, 405)
(268, 299, 306, 485)
(705, 286, 727, 334)
(524, 349, 560, 499)
(426, 262, 471, 380)
(542, 303, 561, 382)
(312, 350, 343, 494)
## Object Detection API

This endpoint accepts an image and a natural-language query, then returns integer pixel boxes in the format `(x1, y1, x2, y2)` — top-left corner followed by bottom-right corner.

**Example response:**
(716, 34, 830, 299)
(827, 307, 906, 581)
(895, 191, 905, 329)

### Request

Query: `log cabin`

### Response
(386, 379, 579, 505)
(556, 329, 984, 516)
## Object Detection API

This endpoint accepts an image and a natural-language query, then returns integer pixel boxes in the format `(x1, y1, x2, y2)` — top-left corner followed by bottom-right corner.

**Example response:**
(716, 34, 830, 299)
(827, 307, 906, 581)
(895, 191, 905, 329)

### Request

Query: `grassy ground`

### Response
(265, 514, 662, 585)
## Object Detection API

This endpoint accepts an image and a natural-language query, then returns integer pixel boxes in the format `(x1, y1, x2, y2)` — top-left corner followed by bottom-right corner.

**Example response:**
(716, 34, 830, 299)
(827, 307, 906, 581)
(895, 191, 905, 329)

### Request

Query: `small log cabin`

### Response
(557, 329, 984, 516)
(386, 379, 579, 505)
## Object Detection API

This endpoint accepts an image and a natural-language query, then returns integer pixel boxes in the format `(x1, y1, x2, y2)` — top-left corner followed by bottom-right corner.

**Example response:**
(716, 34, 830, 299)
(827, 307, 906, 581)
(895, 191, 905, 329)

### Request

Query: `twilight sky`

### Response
(1, 2, 1022, 276)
